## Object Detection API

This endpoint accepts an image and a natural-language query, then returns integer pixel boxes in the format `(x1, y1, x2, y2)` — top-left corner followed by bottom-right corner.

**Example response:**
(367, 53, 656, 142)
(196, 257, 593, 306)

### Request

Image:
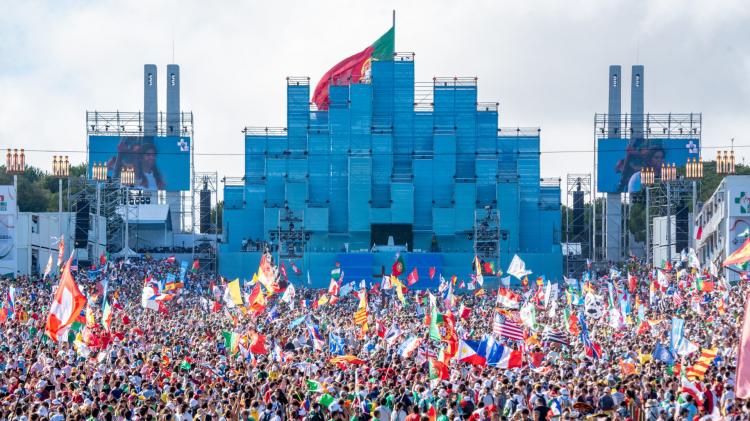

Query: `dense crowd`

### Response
(0, 253, 747, 421)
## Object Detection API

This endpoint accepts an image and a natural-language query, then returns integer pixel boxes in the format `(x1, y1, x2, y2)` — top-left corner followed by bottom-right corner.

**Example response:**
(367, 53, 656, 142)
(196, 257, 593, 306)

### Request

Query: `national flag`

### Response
(681, 370, 704, 406)
(328, 332, 346, 355)
(191, 259, 200, 273)
(494, 313, 524, 341)
(579, 314, 601, 359)
(70, 256, 78, 272)
(99, 252, 108, 267)
(398, 336, 422, 358)
(652, 342, 675, 364)
(306, 379, 325, 393)
(483, 261, 495, 275)
(406, 268, 419, 286)
(541, 329, 569, 346)
(102, 299, 113, 331)
(318, 393, 336, 409)
(247, 283, 267, 313)
(496, 288, 520, 309)
(57, 235, 65, 267)
(686, 348, 718, 380)
(43, 254, 53, 278)
(473, 288, 486, 297)
(429, 266, 436, 280)
(507, 254, 531, 280)
(330, 264, 344, 283)
(391, 254, 405, 277)
(224, 279, 244, 307)
(429, 358, 449, 380)
(279, 263, 288, 282)
(329, 355, 366, 365)
(249, 332, 269, 354)
(737, 293, 750, 398)
(695, 224, 703, 240)
(456, 339, 486, 366)
(312, 26, 394, 110)
(328, 279, 340, 296)
(391, 276, 406, 304)
(291, 262, 302, 275)
(281, 283, 296, 307)
(725, 238, 750, 267)
(519, 302, 536, 329)
(222, 331, 240, 354)
(45, 255, 87, 342)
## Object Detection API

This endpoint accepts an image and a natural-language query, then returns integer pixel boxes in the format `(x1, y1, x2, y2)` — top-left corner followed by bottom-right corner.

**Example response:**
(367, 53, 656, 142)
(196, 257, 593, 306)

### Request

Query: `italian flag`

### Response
(45, 256, 88, 342)
(312, 26, 395, 110)
(222, 331, 240, 354)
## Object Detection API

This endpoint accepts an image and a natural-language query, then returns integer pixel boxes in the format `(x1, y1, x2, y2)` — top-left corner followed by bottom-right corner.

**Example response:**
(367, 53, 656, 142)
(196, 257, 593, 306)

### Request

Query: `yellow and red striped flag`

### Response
(686, 348, 718, 380)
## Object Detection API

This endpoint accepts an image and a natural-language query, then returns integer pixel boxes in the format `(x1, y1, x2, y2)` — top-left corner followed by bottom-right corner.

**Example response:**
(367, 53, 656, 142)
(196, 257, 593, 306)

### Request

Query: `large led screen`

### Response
(597, 138, 700, 193)
(88, 135, 191, 191)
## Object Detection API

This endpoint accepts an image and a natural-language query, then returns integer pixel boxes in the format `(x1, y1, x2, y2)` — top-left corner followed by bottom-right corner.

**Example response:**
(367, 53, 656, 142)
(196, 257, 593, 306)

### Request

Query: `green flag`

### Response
(319, 393, 335, 408)
(307, 379, 324, 393)
(429, 305, 441, 341)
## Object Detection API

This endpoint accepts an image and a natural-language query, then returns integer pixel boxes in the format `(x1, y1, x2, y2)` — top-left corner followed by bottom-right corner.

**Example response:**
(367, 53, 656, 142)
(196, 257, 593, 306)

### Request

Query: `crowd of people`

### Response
(0, 251, 747, 421)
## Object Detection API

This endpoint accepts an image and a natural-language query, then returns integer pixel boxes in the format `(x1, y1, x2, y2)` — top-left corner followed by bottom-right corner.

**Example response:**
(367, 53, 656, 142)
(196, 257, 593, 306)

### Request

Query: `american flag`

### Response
(494, 313, 524, 340)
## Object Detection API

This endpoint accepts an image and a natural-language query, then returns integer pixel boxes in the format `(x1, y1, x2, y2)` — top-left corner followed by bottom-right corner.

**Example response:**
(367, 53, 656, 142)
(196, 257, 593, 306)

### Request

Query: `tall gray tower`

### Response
(166, 64, 180, 136)
(605, 65, 623, 262)
(631, 65, 644, 139)
(607, 66, 621, 138)
(166, 64, 183, 233)
(144, 64, 158, 136)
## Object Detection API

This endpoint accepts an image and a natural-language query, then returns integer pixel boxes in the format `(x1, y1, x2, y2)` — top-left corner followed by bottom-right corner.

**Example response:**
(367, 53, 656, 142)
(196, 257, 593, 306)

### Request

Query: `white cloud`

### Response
(0, 0, 748, 190)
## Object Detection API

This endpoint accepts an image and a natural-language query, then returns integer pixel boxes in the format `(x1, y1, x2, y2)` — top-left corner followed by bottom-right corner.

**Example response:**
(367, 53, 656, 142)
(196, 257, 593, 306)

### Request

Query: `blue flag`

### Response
(652, 342, 674, 364)
(289, 315, 307, 328)
(179, 261, 188, 282)
(670, 318, 684, 352)
(328, 332, 346, 355)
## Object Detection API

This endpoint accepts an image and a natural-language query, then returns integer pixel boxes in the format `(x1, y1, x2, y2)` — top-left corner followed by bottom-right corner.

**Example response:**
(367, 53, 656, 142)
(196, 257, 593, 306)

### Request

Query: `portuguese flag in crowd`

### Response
(312, 26, 395, 110)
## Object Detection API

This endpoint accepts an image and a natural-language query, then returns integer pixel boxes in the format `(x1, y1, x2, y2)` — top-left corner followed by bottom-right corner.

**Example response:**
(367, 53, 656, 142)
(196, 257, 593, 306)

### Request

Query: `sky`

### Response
(1, 0, 749, 196)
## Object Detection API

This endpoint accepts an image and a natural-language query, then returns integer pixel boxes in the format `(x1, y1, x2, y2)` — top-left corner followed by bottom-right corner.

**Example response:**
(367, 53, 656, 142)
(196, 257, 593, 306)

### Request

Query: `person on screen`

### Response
(625, 145, 666, 193)
(135, 143, 166, 190)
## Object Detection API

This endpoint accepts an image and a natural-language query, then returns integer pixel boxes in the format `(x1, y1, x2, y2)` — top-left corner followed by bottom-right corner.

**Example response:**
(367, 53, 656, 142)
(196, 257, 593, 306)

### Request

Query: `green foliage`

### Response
(0, 163, 88, 212)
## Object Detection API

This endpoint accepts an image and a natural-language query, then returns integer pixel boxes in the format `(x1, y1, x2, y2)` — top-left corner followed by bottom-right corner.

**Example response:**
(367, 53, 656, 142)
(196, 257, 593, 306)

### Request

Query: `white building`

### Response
(695, 175, 750, 282)
(15, 212, 106, 276)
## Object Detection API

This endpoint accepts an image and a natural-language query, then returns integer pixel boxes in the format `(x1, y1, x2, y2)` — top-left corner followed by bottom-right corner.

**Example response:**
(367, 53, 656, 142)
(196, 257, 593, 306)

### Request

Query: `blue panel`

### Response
(476, 159, 497, 207)
(393, 60, 414, 179)
(455, 86, 477, 180)
(371, 133, 392, 207)
(336, 253, 373, 284)
(517, 136, 540, 251)
(287, 83, 309, 152)
(413, 159, 433, 231)
(434, 86, 455, 131)
(433, 208, 455, 235)
(497, 182, 519, 252)
(245, 135, 267, 182)
(391, 183, 414, 223)
(304, 207, 329, 232)
(350, 84, 372, 152)
(264, 208, 280, 234)
(433, 134, 455, 207)
(372, 61, 394, 128)
(308, 132, 329, 206)
(348, 157, 372, 232)
(370, 207, 391, 224)
(245, 184, 265, 239)
(285, 182, 307, 210)
(287, 158, 307, 182)
(414, 113, 434, 153)
(265, 158, 285, 207)
(454, 182, 476, 231)
(224, 185, 244, 210)
(477, 111, 498, 155)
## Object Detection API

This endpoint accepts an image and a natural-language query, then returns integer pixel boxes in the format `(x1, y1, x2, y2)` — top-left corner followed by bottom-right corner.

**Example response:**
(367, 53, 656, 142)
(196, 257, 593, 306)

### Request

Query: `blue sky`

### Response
(1, 0, 749, 189)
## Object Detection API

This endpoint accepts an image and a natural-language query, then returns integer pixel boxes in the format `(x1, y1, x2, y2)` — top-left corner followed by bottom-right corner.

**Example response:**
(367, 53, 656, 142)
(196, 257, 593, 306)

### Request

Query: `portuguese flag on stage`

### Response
(312, 26, 395, 110)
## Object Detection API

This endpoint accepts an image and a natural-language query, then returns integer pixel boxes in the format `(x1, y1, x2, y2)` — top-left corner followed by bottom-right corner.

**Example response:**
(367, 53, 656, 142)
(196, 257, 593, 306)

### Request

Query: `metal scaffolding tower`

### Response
(565, 174, 592, 275)
(191, 171, 218, 277)
(473, 206, 501, 262)
(646, 179, 693, 266)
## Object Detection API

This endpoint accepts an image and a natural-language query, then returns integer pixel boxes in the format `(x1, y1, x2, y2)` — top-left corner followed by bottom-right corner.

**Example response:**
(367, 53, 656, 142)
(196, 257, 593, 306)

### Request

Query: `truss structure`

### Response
(191, 171, 218, 277)
(564, 174, 592, 275)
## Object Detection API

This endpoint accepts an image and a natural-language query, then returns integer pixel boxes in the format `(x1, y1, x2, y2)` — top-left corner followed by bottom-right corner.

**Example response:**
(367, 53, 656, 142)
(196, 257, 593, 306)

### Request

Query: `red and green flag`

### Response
(392, 253, 405, 277)
(191, 259, 200, 273)
(312, 26, 395, 110)
(428, 357, 449, 381)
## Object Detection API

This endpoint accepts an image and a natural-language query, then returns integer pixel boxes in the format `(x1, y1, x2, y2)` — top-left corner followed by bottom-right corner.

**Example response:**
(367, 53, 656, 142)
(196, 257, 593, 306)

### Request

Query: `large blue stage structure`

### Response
(220, 50, 562, 288)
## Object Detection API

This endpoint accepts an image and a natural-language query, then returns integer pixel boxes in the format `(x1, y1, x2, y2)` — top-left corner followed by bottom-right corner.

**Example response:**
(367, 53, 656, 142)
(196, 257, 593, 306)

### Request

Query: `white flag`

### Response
(507, 254, 532, 280)
(43, 255, 53, 278)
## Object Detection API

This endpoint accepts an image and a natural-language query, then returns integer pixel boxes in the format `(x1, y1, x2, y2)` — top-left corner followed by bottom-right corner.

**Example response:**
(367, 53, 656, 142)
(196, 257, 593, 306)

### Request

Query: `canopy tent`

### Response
(724, 238, 750, 267)
(111, 247, 141, 259)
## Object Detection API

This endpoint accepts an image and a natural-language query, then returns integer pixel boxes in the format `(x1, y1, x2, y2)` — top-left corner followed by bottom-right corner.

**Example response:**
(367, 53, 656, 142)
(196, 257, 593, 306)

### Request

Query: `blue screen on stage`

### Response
(597, 138, 700, 193)
(88, 135, 191, 191)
